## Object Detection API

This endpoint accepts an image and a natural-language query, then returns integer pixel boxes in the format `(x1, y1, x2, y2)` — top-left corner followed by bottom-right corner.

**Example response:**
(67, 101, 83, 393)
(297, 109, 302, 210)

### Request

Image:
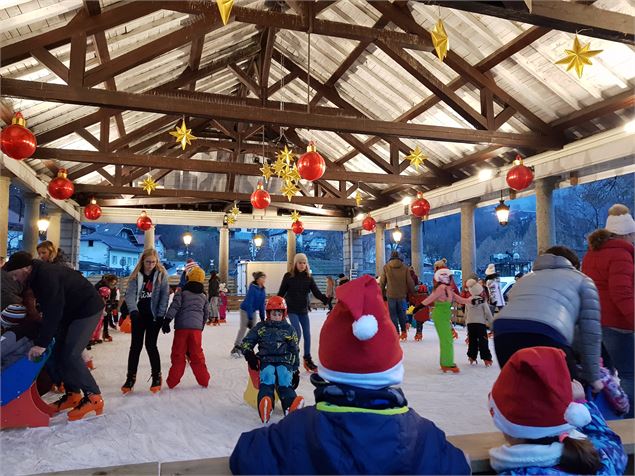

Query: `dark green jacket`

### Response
(241, 320, 299, 371)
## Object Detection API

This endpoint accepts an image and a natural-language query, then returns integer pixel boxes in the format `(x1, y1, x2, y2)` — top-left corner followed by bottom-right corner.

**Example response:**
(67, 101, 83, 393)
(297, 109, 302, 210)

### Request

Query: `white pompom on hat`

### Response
(485, 263, 496, 275)
(318, 275, 403, 390)
(605, 204, 635, 236)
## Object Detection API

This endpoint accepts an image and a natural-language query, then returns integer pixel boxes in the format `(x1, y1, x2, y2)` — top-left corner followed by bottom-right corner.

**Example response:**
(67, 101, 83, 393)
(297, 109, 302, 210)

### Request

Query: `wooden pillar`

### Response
(410, 216, 422, 278)
(143, 225, 155, 250)
(535, 177, 557, 254)
(46, 210, 62, 249)
(460, 200, 478, 282)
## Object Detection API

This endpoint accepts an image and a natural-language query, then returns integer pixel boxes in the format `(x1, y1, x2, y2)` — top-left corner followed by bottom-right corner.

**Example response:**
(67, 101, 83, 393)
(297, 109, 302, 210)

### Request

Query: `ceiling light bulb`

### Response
(478, 169, 494, 181)
(356, 213, 365, 221)
(624, 120, 635, 134)
(401, 196, 412, 205)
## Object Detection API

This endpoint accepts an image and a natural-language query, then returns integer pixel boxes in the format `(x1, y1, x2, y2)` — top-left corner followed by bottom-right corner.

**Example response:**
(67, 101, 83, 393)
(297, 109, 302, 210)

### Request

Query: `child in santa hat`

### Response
(230, 275, 470, 475)
(488, 346, 626, 475)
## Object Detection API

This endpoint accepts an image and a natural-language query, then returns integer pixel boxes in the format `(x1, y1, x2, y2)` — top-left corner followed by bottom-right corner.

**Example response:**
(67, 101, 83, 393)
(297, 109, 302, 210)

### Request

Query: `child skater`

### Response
(464, 278, 494, 366)
(162, 266, 211, 389)
(218, 283, 228, 324)
(488, 346, 626, 475)
(417, 267, 471, 373)
(241, 296, 304, 424)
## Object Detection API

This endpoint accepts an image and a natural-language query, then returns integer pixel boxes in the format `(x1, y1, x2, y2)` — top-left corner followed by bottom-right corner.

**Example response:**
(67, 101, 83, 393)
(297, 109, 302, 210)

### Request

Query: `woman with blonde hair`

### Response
(277, 253, 330, 372)
(37, 240, 71, 267)
(122, 248, 169, 394)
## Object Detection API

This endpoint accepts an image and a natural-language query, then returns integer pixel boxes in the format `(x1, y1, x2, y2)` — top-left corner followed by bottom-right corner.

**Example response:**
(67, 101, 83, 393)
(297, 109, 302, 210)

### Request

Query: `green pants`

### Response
(432, 301, 455, 367)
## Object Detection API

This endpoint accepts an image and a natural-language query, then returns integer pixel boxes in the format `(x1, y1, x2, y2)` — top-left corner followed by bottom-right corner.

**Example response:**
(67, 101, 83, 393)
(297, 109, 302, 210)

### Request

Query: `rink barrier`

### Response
(39, 419, 633, 475)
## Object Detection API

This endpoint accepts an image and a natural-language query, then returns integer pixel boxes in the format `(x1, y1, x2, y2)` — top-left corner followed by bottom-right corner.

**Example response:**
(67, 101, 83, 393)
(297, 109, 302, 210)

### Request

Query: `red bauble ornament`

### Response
(362, 214, 376, 232)
(1, 112, 37, 160)
(84, 197, 102, 220)
(297, 141, 326, 181)
(410, 192, 431, 218)
(506, 155, 534, 191)
(292, 220, 304, 235)
(48, 168, 75, 200)
(250, 181, 271, 209)
(136, 210, 153, 231)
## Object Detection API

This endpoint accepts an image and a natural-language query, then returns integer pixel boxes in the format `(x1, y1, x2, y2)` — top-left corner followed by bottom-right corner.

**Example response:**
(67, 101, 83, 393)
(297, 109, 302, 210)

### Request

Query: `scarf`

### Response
(489, 442, 563, 472)
(311, 374, 408, 410)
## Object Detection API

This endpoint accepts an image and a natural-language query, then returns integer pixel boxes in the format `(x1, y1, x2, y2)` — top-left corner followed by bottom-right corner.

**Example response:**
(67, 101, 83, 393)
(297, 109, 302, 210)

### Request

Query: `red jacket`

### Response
(582, 237, 634, 331)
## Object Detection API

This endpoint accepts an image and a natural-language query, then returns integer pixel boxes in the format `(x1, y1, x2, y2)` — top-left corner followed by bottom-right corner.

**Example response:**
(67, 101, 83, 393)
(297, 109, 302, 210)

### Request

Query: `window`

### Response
(353, 232, 376, 277)
(88, 240, 94, 247)
(297, 230, 343, 276)
(111, 256, 116, 265)
(384, 224, 411, 266)
(229, 228, 287, 276)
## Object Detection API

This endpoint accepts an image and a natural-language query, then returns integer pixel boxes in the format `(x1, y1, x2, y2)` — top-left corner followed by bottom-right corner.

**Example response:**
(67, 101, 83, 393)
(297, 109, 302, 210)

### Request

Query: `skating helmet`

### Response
(98, 286, 111, 299)
(266, 296, 287, 318)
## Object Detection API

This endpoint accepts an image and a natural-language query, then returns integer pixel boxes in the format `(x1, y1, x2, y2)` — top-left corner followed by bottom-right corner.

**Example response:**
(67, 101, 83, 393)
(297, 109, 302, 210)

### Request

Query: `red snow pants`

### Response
(166, 329, 210, 388)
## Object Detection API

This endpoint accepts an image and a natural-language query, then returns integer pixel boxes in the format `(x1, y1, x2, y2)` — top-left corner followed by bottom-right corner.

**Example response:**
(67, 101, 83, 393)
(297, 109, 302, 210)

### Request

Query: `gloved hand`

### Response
(471, 297, 484, 305)
(246, 319, 254, 330)
(161, 320, 171, 334)
(130, 310, 140, 320)
(244, 351, 260, 371)
(292, 369, 300, 389)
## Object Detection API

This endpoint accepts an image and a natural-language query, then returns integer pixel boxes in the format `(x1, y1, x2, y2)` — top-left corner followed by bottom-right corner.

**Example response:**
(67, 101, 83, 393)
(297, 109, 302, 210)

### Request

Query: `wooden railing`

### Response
(44, 419, 634, 475)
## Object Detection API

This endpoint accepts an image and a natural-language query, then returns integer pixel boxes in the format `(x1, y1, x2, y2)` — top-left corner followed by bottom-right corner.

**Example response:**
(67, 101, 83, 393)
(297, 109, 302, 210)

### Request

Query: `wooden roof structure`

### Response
(1, 0, 633, 218)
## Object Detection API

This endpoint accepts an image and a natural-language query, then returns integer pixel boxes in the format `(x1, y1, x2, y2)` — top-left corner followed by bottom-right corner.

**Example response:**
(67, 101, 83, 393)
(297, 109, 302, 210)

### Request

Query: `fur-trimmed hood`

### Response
(588, 229, 615, 251)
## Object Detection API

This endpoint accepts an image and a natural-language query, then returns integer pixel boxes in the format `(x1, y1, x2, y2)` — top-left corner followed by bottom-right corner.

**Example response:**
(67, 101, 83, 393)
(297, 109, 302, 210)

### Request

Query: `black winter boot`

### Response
(150, 372, 162, 393)
(303, 355, 318, 373)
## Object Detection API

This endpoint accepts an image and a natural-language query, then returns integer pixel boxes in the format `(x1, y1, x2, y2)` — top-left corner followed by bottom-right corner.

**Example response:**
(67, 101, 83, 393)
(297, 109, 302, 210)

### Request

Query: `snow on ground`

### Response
(2, 311, 500, 475)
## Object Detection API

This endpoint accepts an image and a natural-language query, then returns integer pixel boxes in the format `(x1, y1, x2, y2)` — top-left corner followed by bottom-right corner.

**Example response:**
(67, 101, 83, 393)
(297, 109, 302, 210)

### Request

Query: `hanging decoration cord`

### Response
(307, 31, 311, 114)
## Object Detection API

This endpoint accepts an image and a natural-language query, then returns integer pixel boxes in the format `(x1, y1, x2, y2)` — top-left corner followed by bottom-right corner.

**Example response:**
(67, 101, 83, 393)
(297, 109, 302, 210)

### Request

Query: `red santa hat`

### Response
(489, 347, 591, 439)
(318, 275, 403, 389)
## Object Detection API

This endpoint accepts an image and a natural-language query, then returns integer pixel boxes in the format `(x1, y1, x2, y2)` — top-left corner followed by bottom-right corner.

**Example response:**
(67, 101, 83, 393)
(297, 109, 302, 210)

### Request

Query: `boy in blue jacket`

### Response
(230, 275, 470, 475)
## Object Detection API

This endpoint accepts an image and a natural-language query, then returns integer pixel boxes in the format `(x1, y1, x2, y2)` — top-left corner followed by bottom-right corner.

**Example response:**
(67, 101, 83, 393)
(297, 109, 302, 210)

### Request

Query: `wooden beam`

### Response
(69, 32, 86, 87)
(67, 163, 104, 181)
(480, 84, 495, 130)
(75, 184, 383, 207)
(434, 1, 634, 45)
(338, 133, 394, 174)
(31, 47, 70, 83)
(494, 106, 517, 130)
(83, 13, 222, 87)
(110, 115, 178, 151)
(228, 64, 261, 98)
(75, 129, 100, 150)
(3, 79, 563, 148)
(259, 27, 277, 101)
(32, 148, 441, 185)
(100, 117, 110, 152)
(444, 145, 505, 172)
(267, 72, 298, 97)
(551, 90, 635, 130)
(187, 35, 205, 91)
(372, 2, 554, 136)
(377, 41, 488, 130)
(269, 202, 347, 217)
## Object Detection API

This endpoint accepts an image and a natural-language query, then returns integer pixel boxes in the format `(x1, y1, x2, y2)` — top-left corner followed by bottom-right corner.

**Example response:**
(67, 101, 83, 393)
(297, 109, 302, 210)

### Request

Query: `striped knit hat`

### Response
(1, 304, 27, 328)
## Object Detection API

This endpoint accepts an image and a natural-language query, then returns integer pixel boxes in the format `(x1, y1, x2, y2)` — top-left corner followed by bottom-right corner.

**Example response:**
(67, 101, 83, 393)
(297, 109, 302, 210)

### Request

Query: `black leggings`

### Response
(494, 332, 578, 381)
(127, 311, 161, 375)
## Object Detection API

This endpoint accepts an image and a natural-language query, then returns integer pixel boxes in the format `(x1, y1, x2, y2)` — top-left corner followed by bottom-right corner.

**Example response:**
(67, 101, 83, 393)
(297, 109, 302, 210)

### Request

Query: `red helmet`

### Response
(266, 296, 287, 317)
(98, 286, 111, 299)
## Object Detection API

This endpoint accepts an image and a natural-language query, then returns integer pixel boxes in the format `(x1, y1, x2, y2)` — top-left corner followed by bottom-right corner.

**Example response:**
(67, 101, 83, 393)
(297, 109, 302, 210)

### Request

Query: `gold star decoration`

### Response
(216, 0, 234, 26)
(405, 145, 427, 170)
(169, 119, 197, 150)
(229, 204, 241, 217)
(276, 145, 295, 164)
(280, 181, 299, 201)
(555, 35, 603, 79)
(141, 176, 157, 195)
(289, 165, 301, 183)
(430, 19, 449, 62)
(290, 210, 301, 223)
(260, 162, 274, 181)
(355, 189, 362, 207)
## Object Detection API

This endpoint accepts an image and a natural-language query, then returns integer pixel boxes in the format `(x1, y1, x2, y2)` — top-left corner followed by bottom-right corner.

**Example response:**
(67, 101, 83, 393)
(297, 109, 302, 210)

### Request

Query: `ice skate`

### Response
(219, 318, 227, 324)
(414, 332, 423, 342)
(258, 396, 273, 424)
(103, 336, 113, 342)
(483, 360, 493, 367)
(212, 318, 220, 326)
(150, 372, 162, 393)
(51, 383, 65, 394)
(121, 373, 136, 394)
(285, 396, 305, 416)
(303, 355, 318, 373)
(67, 394, 104, 421)
(206, 319, 213, 326)
(85, 359, 94, 370)
(440, 365, 460, 374)
(399, 331, 407, 341)
(48, 392, 82, 414)
(468, 358, 477, 365)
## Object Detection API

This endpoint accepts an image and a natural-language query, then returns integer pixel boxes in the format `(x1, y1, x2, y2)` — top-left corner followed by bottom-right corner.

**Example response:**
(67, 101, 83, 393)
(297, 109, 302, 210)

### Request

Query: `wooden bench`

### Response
(41, 419, 633, 475)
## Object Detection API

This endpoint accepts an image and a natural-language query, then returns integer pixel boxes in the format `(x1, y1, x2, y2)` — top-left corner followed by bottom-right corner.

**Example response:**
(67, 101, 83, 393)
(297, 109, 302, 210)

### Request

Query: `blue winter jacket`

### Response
(239, 283, 266, 321)
(230, 403, 470, 474)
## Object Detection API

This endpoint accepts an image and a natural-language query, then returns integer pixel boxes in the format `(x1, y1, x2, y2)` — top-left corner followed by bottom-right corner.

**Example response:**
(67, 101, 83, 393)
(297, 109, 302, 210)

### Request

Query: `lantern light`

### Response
(37, 217, 50, 233)
(478, 168, 495, 181)
(392, 225, 403, 243)
(401, 196, 412, 205)
(495, 192, 510, 226)
(182, 232, 193, 246)
(356, 213, 365, 221)
(253, 234, 264, 249)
